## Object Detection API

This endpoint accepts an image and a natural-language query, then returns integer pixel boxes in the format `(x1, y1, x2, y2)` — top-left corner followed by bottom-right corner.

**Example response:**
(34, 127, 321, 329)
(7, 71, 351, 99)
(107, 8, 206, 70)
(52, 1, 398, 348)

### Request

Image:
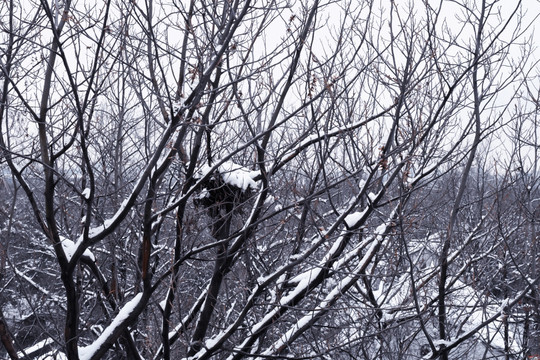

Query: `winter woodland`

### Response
(1, 0, 540, 359)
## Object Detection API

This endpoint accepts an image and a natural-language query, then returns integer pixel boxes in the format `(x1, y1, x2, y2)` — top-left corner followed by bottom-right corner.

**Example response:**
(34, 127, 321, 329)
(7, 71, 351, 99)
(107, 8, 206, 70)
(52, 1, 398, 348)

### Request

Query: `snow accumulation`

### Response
(433, 339, 454, 347)
(260, 228, 392, 358)
(358, 179, 366, 189)
(264, 194, 276, 205)
(159, 298, 167, 311)
(194, 188, 210, 200)
(79, 293, 143, 360)
(83, 198, 130, 240)
(344, 209, 367, 228)
(14, 336, 68, 359)
(87, 224, 105, 237)
(82, 188, 91, 199)
(372, 271, 522, 357)
(16, 338, 55, 358)
(219, 161, 259, 191)
(61, 236, 95, 262)
(103, 218, 114, 228)
(197, 160, 259, 191)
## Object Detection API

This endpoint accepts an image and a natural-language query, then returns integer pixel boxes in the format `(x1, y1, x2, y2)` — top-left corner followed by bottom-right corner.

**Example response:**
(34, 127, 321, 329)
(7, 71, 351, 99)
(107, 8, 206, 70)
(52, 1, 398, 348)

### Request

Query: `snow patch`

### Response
(375, 223, 387, 234)
(433, 339, 453, 347)
(194, 188, 210, 200)
(79, 293, 143, 360)
(17, 338, 55, 358)
(82, 188, 91, 199)
(264, 194, 275, 205)
(219, 161, 258, 191)
(197, 160, 259, 191)
(61, 236, 95, 262)
(344, 209, 367, 228)
(88, 224, 105, 237)
(104, 218, 114, 228)
(358, 179, 366, 189)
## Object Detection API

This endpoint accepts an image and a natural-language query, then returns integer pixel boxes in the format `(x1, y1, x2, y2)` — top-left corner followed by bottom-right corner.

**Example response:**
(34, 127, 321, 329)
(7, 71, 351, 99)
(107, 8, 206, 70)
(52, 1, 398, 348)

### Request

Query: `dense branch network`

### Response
(0, 0, 539, 359)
